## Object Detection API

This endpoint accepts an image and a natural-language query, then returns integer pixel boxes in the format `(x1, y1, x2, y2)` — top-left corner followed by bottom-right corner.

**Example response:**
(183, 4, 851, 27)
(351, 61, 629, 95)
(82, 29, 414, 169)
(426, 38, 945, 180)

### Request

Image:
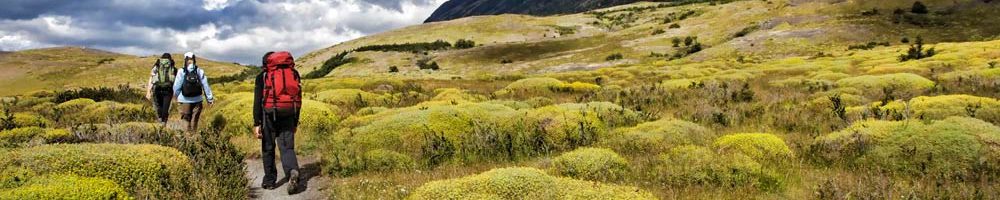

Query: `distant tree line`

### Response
(209, 66, 261, 84)
(304, 51, 354, 79)
(848, 41, 891, 51)
(354, 39, 477, 53)
(53, 85, 145, 104)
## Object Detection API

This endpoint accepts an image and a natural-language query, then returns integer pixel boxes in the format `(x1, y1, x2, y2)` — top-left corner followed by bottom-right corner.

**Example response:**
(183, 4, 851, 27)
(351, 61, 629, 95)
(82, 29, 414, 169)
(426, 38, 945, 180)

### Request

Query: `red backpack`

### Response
(263, 51, 302, 109)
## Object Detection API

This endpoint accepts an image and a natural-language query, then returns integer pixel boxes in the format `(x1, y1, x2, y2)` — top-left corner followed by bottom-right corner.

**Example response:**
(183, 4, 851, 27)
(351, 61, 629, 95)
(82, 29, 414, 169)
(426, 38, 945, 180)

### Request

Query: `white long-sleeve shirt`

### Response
(172, 65, 214, 103)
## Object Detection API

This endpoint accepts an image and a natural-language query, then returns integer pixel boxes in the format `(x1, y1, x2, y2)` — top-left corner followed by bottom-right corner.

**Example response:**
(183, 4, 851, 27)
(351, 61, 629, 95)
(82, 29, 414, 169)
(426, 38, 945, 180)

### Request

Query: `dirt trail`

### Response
(246, 156, 332, 200)
(164, 119, 332, 199)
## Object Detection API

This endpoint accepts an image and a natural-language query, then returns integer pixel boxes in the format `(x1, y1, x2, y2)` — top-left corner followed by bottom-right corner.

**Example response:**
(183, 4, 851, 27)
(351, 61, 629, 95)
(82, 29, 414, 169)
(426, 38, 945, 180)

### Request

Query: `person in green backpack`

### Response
(146, 53, 178, 124)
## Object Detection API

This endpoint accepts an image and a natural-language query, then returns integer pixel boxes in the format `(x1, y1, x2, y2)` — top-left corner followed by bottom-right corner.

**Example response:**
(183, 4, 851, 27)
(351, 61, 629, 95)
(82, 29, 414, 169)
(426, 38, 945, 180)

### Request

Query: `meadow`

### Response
(2, 0, 1000, 199)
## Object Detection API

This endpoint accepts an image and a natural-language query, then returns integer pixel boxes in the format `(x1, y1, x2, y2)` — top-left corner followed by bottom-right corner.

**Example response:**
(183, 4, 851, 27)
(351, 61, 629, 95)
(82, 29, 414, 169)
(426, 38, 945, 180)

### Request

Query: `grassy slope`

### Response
(298, 0, 1000, 78)
(0, 47, 245, 96)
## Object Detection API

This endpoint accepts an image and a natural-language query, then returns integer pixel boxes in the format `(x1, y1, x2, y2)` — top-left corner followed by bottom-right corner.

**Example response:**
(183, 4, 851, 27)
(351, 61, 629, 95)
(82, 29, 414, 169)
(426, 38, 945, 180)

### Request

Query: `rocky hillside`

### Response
(425, 0, 650, 23)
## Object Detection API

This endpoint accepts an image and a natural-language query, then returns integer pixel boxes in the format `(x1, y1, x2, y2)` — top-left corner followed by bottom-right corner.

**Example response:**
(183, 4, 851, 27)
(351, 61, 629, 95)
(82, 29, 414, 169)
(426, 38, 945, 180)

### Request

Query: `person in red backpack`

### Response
(253, 51, 303, 194)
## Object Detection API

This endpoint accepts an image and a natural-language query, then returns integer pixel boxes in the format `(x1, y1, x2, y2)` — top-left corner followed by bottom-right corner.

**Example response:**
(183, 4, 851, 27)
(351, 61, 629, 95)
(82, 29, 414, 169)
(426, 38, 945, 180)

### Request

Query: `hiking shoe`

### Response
(287, 169, 300, 194)
(262, 182, 276, 190)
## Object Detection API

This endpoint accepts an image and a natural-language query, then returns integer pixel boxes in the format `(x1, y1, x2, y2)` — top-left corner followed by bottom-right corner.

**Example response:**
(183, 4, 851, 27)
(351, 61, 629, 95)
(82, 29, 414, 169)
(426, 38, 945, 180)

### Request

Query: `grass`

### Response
(0, 47, 245, 96)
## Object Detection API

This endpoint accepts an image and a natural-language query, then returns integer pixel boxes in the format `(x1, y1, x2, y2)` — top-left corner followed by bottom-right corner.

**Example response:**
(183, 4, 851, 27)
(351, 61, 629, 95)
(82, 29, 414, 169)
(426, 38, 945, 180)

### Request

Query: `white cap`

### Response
(184, 52, 195, 59)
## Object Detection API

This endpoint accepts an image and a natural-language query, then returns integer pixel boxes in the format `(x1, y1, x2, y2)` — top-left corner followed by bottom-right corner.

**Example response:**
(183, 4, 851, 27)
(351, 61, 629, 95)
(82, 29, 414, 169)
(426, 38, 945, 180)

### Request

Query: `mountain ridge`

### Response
(425, 0, 652, 23)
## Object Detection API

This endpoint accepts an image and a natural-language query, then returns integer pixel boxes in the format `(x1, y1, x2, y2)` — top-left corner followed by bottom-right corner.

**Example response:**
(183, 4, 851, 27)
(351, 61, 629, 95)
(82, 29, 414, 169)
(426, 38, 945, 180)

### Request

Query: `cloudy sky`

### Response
(0, 0, 446, 64)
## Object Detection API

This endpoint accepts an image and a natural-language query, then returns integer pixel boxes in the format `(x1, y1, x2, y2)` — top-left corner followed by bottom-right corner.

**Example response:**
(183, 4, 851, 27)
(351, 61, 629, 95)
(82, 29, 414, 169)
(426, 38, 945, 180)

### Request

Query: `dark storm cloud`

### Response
(0, 0, 259, 31)
(0, 0, 444, 64)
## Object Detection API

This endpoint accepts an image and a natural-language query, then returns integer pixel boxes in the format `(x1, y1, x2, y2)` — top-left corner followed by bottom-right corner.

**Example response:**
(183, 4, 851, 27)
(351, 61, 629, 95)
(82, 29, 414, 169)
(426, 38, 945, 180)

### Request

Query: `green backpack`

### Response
(154, 59, 177, 88)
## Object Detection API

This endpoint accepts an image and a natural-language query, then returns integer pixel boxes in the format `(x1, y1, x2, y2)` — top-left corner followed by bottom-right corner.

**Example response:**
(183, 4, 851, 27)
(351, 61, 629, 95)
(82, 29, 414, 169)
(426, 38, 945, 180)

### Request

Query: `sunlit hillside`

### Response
(0, 46, 246, 96)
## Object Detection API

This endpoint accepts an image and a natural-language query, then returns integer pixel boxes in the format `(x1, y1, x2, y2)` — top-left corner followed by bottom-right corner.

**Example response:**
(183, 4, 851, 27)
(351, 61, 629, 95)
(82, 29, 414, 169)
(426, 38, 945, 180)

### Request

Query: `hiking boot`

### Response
(287, 169, 300, 194)
(262, 182, 276, 190)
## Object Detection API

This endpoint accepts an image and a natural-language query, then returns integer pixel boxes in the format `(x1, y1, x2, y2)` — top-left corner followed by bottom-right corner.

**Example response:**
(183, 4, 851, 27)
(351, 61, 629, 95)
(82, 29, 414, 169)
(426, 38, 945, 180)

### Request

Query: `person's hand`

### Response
(145, 92, 152, 100)
(254, 126, 262, 139)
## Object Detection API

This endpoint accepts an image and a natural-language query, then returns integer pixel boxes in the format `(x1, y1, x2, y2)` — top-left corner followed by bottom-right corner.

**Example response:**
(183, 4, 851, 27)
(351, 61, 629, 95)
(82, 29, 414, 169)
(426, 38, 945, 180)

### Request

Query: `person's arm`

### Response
(252, 73, 265, 139)
(146, 65, 157, 100)
(253, 73, 264, 127)
(199, 69, 214, 103)
(173, 68, 184, 98)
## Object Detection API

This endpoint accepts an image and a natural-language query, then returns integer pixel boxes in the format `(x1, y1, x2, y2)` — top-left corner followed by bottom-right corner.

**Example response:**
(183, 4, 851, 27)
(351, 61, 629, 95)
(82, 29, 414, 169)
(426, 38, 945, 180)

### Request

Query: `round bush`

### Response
(527, 102, 642, 151)
(12, 113, 49, 128)
(848, 95, 1000, 122)
(551, 147, 629, 181)
(0, 127, 71, 147)
(601, 118, 712, 154)
(496, 77, 564, 95)
(835, 73, 934, 93)
(495, 77, 600, 96)
(408, 167, 655, 200)
(431, 88, 486, 102)
(54, 98, 96, 112)
(64, 101, 155, 124)
(0, 174, 131, 200)
(362, 149, 416, 172)
(0, 143, 193, 198)
(712, 133, 794, 162)
(814, 117, 1000, 178)
(658, 145, 782, 191)
(315, 89, 391, 106)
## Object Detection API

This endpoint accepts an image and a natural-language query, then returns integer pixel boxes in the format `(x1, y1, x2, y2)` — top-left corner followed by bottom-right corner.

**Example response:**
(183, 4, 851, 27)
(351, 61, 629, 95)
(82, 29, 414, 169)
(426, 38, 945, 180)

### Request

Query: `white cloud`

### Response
(203, 0, 239, 10)
(0, 0, 446, 64)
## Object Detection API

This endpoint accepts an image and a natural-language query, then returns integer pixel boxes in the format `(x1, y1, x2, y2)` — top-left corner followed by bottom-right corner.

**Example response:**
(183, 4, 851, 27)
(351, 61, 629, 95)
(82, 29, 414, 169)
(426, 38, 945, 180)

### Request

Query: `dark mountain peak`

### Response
(425, 0, 647, 23)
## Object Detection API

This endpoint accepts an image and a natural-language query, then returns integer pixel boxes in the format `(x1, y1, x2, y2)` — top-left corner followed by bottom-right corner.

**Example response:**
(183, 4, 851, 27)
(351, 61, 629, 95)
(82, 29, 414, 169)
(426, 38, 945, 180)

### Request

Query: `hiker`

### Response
(173, 52, 215, 132)
(253, 51, 303, 194)
(146, 53, 177, 124)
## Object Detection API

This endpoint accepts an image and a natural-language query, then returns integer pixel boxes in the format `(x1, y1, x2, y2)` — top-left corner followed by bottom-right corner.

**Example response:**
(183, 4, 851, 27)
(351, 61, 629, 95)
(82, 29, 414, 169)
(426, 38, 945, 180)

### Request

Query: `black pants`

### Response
(153, 87, 173, 123)
(262, 109, 300, 184)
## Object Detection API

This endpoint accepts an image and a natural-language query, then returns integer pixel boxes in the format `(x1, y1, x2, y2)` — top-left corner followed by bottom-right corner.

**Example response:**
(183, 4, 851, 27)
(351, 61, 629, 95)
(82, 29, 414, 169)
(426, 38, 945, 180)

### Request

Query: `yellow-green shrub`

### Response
(846, 95, 1000, 123)
(526, 102, 642, 151)
(0, 143, 193, 198)
(431, 88, 486, 102)
(814, 117, 1000, 178)
(0, 127, 71, 147)
(495, 77, 601, 96)
(712, 133, 794, 162)
(407, 167, 655, 200)
(211, 93, 255, 136)
(327, 101, 640, 175)
(58, 101, 154, 124)
(355, 106, 389, 116)
(496, 77, 564, 95)
(905, 95, 999, 122)
(657, 145, 782, 191)
(0, 174, 131, 200)
(601, 118, 712, 154)
(12, 113, 49, 128)
(362, 149, 416, 172)
(835, 73, 934, 93)
(54, 98, 96, 112)
(551, 147, 629, 181)
(315, 89, 392, 106)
